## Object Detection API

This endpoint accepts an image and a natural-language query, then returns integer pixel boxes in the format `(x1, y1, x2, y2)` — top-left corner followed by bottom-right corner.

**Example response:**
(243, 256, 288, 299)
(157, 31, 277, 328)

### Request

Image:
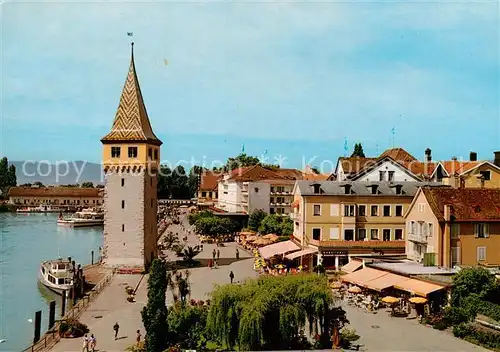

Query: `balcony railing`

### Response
(407, 233, 428, 244)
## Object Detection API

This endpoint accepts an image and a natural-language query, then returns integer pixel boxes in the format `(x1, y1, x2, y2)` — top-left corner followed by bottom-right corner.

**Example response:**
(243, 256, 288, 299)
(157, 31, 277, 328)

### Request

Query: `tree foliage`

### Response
(351, 143, 366, 158)
(190, 212, 239, 238)
(80, 181, 94, 188)
(248, 210, 266, 231)
(0, 157, 17, 195)
(157, 165, 200, 200)
(452, 267, 499, 306)
(167, 303, 209, 350)
(141, 259, 169, 352)
(258, 214, 294, 235)
(206, 274, 342, 350)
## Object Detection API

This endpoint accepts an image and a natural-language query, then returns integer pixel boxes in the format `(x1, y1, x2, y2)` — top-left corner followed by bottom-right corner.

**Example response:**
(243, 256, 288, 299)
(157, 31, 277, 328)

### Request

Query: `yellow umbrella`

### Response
(253, 238, 272, 246)
(246, 235, 258, 242)
(409, 297, 428, 304)
(348, 286, 362, 294)
(382, 296, 400, 304)
(275, 264, 286, 269)
(262, 234, 279, 241)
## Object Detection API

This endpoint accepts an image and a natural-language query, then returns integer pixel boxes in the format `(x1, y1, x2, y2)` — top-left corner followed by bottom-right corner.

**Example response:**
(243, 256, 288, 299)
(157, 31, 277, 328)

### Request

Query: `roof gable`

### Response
(199, 171, 220, 191)
(230, 165, 286, 182)
(351, 156, 422, 181)
(379, 148, 417, 162)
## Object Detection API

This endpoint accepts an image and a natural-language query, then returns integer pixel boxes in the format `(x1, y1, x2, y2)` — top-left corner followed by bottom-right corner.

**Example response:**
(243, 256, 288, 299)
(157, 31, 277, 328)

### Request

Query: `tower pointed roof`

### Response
(101, 43, 162, 146)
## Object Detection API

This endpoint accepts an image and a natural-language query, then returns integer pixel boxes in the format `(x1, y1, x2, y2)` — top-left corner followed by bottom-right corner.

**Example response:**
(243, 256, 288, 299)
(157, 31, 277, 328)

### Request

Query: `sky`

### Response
(1, 0, 499, 172)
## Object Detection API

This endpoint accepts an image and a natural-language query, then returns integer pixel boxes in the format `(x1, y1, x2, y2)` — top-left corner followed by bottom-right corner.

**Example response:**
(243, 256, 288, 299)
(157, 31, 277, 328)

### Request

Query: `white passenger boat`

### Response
(17, 205, 67, 213)
(57, 208, 104, 227)
(38, 258, 74, 295)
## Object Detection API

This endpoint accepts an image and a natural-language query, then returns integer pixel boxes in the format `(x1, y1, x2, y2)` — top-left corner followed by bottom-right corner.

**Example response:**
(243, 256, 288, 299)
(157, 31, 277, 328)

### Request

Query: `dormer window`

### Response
(313, 184, 321, 194)
(370, 185, 379, 195)
(344, 185, 352, 195)
(395, 185, 403, 195)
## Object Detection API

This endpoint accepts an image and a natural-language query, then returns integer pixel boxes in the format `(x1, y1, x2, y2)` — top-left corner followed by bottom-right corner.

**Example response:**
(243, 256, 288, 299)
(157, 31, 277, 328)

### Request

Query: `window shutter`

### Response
(474, 224, 478, 238)
(330, 227, 340, 240)
(485, 224, 489, 238)
(330, 204, 339, 216)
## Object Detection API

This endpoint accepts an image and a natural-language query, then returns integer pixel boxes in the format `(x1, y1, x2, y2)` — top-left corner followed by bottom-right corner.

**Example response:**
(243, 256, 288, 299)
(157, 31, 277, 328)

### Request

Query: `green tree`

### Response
(280, 217, 294, 235)
(248, 209, 266, 231)
(258, 214, 293, 235)
(167, 303, 209, 350)
(452, 267, 497, 306)
(351, 143, 366, 158)
(141, 259, 169, 352)
(225, 153, 260, 171)
(206, 274, 339, 350)
(7, 164, 16, 188)
(80, 181, 94, 188)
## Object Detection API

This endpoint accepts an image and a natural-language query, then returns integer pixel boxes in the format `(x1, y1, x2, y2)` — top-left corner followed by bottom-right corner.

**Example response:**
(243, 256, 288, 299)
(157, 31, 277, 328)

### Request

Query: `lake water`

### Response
(0, 213, 103, 351)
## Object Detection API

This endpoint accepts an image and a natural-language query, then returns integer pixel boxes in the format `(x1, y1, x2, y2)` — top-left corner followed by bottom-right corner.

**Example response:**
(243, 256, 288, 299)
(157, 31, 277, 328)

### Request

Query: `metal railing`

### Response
(21, 272, 115, 352)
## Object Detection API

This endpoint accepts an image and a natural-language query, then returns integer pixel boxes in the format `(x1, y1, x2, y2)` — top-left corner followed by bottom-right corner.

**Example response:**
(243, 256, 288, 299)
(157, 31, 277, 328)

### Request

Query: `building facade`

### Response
(405, 187, 500, 268)
(100, 43, 161, 271)
(7, 187, 102, 207)
(292, 181, 442, 269)
(197, 171, 219, 208)
(216, 165, 300, 215)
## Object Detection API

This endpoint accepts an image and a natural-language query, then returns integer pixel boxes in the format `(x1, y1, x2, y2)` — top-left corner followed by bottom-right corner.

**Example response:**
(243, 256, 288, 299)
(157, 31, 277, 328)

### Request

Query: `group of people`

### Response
(81, 323, 142, 352)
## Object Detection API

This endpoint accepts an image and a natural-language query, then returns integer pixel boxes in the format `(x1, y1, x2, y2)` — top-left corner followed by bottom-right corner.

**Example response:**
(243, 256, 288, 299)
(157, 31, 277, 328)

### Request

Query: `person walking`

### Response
(212, 249, 216, 260)
(82, 334, 89, 352)
(235, 248, 239, 260)
(89, 334, 96, 352)
(136, 329, 142, 346)
(217, 249, 220, 261)
(113, 322, 120, 340)
(229, 271, 234, 284)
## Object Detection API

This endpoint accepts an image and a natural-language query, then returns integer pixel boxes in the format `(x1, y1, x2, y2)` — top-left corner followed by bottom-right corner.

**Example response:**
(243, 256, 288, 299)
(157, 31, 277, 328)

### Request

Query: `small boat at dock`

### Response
(38, 258, 75, 295)
(57, 208, 104, 227)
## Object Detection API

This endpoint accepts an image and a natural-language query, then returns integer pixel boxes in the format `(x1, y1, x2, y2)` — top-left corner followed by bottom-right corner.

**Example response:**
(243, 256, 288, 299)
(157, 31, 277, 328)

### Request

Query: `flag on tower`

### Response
(241, 143, 245, 154)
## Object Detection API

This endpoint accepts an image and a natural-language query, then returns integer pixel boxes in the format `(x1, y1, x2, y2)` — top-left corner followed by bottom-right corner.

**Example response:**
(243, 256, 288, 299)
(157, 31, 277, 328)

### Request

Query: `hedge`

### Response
(453, 323, 500, 351)
(463, 294, 500, 323)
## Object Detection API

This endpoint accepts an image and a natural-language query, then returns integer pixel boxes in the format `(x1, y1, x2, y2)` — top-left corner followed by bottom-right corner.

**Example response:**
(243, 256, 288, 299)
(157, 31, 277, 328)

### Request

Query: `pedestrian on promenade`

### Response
(217, 249, 220, 260)
(113, 322, 120, 340)
(82, 334, 89, 352)
(235, 248, 239, 260)
(89, 334, 96, 352)
(208, 259, 213, 269)
(136, 330, 142, 346)
(212, 249, 216, 260)
(229, 271, 234, 284)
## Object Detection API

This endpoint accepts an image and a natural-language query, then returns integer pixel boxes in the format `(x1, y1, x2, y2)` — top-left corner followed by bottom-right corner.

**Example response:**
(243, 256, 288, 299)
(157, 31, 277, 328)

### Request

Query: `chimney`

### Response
(494, 151, 500, 167)
(424, 148, 432, 162)
(470, 152, 477, 162)
(451, 156, 457, 161)
(444, 204, 451, 222)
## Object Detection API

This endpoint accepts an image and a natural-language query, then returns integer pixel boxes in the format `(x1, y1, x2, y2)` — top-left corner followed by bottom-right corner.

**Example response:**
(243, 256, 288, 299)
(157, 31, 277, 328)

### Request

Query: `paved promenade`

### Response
(50, 214, 257, 352)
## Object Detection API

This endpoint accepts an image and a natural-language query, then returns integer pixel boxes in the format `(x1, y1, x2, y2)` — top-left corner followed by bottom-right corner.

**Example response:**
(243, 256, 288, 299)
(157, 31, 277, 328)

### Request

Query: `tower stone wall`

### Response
(102, 169, 157, 270)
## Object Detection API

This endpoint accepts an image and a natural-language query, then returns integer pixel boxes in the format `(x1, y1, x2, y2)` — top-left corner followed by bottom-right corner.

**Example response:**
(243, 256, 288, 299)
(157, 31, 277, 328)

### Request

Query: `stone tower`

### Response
(101, 43, 162, 271)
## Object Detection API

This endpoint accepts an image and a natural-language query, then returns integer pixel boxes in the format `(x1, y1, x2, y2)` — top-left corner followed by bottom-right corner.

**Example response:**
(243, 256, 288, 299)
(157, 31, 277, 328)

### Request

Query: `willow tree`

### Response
(206, 274, 341, 350)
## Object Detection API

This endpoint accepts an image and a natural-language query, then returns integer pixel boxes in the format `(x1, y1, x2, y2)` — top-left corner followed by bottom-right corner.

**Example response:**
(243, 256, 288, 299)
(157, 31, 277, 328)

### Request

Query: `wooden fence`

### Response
(21, 272, 115, 352)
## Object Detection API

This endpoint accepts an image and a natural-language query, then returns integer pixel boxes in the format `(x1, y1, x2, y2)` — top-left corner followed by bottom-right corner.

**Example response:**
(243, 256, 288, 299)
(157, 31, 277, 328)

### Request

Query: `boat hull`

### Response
(38, 270, 72, 296)
(57, 220, 104, 227)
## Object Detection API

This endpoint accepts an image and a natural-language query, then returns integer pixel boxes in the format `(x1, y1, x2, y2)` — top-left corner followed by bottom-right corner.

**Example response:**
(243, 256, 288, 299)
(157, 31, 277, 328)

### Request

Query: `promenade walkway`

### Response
(50, 214, 256, 352)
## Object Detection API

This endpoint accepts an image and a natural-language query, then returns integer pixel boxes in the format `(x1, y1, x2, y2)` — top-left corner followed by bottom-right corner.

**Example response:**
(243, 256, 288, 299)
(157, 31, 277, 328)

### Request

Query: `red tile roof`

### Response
(230, 165, 286, 182)
(273, 168, 303, 180)
(379, 148, 417, 162)
(422, 187, 500, 222)
(8, 187, 102, 197)
(199, 171, 220, 191)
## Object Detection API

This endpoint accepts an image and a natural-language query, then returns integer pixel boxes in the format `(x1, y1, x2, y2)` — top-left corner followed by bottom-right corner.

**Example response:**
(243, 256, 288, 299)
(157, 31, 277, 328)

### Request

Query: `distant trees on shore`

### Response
(0, 157, 17, 197)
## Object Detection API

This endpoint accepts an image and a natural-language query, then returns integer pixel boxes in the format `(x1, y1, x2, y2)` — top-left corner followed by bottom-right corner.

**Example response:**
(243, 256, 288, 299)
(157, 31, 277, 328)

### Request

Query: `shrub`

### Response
(443, 306, 473, 326)
(453, 324, 500, 351)
(340, 328, 360, 348)
(58, 318, 89, 338)
(453, 323, 471, 339)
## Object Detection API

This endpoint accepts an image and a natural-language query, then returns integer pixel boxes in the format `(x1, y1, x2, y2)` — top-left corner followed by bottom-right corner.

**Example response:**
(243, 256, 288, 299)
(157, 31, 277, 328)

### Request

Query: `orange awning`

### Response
(259, 240, 300, 259)
(285, 247, 318, 260)
(365, 273, 410, 292)
(341, 267, 388, 287)
(341, 260, 363, 274)
(394, 279, 446, 297)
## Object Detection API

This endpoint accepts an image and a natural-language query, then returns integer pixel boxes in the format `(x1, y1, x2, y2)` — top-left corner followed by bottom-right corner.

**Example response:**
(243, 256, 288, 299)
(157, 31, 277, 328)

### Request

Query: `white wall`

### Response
(248, 182, 270, 214)
(356, 161, 420, 182)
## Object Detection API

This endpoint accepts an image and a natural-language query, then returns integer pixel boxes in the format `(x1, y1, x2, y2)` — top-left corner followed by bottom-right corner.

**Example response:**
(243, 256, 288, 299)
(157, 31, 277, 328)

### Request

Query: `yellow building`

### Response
(405, 187, 500, 268)
(197, 170, 219, 208)
(292, 181, 438, 269)
(100, 42, 162, 271)
(8, 187, 102, 207)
